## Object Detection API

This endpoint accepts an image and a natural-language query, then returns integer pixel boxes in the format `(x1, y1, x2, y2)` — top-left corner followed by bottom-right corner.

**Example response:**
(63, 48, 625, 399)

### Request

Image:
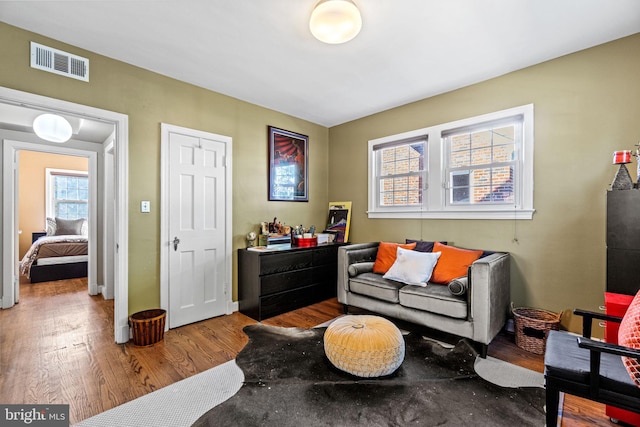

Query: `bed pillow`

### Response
(373, 241, 417, 274)
(618, 290, 640, 386)
(54, 218, 85, 236)
(46, 217, 57, 236)
(430, 242, 483, 284)
(383, 247, 440, 286)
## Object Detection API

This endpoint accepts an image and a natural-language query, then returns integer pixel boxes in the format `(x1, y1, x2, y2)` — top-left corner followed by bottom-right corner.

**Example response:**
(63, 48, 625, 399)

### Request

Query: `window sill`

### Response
(367, 209, 535, 220)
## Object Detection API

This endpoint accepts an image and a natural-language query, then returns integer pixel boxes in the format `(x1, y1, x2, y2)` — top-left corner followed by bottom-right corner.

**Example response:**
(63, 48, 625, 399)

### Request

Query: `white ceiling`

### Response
(1, 0, 640, 128)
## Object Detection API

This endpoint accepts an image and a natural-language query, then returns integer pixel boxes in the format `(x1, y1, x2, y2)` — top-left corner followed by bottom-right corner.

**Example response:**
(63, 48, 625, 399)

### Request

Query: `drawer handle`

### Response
(598, 322, 605, 328)
(599, 305, 606, 311)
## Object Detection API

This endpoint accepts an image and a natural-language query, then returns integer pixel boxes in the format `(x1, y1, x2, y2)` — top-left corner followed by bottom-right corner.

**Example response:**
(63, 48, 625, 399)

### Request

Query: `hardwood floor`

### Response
(0, 278, 611, 425)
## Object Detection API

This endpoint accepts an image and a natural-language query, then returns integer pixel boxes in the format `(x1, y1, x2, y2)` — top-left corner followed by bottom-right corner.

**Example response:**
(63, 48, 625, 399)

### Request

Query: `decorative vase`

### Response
(612, 164, 634, 191)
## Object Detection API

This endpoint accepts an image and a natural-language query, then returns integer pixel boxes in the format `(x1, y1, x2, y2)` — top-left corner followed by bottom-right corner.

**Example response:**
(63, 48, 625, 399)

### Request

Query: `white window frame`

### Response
(368, 104, 535, 220)
(45, 168, 89, 220)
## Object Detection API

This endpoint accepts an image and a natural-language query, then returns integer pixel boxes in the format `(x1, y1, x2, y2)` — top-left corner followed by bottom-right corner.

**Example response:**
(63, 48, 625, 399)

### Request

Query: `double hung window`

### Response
(46, 168, 89, 220)
(375, 136, 427, 209)
(368, 104, 534, 219)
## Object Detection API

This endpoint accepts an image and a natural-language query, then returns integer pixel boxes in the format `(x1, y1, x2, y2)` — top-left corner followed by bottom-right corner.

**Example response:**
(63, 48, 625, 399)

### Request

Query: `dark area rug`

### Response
(192, 324, 546, 426)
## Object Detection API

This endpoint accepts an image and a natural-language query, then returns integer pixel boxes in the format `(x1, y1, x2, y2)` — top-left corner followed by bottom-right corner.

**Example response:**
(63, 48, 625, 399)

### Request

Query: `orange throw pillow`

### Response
(430, 242, 483, 284)
(373, 241, 417, 274)
(619, 290, 640, 386)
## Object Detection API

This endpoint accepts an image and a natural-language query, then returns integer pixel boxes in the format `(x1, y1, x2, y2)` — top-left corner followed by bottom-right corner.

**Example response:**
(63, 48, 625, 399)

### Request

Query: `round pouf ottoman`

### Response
(324, 315, 405, 377)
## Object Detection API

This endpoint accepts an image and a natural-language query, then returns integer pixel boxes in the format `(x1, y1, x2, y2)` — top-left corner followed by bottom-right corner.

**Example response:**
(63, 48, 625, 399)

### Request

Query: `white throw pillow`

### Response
(383, 247, 441, 286)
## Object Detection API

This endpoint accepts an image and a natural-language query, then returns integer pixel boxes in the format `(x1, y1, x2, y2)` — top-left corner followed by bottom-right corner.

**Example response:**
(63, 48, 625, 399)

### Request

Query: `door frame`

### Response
(0, 86, 130, 343)
(159, 123, 235, 328)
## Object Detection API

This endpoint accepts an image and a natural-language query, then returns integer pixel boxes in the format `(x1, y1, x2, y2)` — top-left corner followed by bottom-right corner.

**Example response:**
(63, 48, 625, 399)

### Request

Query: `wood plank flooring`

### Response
(0, 278, 611, 425)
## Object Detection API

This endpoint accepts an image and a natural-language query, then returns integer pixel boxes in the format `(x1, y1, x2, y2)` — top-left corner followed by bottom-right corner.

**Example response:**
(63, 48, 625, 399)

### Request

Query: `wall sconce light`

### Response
(310, 0, 362, 44)
(33, 113, 72, 143)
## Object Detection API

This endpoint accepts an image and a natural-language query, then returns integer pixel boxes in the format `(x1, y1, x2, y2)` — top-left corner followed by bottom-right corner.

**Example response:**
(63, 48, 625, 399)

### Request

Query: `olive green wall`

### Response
(0, 23, 329, 313)
(3, 21, 639, 333)
(329, 33, 640, 333)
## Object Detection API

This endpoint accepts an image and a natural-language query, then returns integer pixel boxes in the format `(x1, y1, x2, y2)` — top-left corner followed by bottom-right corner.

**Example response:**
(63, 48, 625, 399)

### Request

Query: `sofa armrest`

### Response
(337, 242, 380, 303)
(468, 252, 511, 345)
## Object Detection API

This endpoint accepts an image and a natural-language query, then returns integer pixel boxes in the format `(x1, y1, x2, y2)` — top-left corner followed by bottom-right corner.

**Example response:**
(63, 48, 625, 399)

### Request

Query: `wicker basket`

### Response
(129, 309, 166, 346)
(512, 307, 561, 354)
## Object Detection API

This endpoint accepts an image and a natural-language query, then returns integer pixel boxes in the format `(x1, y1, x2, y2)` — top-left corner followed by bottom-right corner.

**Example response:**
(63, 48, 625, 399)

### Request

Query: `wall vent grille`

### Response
(30, 42, 89, 82)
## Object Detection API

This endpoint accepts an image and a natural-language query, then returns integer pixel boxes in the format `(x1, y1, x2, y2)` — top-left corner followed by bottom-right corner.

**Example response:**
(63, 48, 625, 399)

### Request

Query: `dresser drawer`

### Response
(260, 265, 336, 296)
(312, 245, 339, 265)
(260, 283, 333, 319)
(259, 251, 312, 275)
(261, 268, 313, 295)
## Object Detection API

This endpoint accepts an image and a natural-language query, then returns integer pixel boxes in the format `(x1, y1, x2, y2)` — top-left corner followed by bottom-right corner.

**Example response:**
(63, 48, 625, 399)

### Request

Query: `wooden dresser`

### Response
(238, 244, 344, 321)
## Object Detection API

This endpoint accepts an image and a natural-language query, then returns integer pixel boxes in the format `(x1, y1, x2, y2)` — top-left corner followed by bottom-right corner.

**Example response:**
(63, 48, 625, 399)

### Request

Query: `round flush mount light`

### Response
(33, 113, 72, 143)
(310, 0, 362, 44)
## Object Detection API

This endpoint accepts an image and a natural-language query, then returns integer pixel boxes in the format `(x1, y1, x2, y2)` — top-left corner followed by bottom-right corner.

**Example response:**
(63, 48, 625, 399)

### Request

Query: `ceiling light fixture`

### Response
(33, 113, 73, 143)
(310, 0, 362, 44)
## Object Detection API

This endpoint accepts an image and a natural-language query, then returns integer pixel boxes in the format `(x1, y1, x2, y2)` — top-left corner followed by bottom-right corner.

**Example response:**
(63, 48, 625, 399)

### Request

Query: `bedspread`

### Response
(20, 235, 88, 277)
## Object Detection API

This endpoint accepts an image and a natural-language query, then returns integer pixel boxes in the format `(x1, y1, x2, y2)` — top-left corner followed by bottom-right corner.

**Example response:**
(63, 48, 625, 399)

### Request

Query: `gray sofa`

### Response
(337, 242, 511, 357)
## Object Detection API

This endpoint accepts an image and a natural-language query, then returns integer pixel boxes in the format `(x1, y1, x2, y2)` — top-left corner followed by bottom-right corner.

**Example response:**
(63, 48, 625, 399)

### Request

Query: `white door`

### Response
(167, 128, 229, 328)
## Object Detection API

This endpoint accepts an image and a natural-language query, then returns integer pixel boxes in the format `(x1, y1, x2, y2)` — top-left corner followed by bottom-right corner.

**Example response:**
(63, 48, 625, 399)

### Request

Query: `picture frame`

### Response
(268, 126, 309, 202)
(324, 201, 352, 243)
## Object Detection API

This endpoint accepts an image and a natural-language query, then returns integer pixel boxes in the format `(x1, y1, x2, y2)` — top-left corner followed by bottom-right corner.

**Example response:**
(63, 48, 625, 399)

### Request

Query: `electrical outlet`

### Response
(141, 201, 150, 213)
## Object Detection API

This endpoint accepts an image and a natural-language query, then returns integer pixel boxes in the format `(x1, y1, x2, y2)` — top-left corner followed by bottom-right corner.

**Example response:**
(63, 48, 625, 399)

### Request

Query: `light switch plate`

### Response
(141, 201, 150, 213)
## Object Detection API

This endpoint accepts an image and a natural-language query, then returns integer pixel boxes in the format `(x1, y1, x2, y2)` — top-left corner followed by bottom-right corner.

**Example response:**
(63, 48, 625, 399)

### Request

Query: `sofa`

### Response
(337, 241, 511, 357)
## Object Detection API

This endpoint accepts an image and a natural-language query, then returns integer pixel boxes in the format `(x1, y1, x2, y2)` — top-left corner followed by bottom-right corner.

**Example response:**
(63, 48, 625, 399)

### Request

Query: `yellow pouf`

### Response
(324, 315, 405, 377)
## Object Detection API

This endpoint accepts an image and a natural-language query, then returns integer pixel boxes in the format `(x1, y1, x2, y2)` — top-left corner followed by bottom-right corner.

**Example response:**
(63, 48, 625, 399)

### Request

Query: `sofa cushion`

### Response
(431, 242, 483, 284)
(383, 248, 440, 287)
(619, 290, 640, 386)
(373, 242, 416, 274)
(349, 273, 405, 303)
(399, 284, 468, 319)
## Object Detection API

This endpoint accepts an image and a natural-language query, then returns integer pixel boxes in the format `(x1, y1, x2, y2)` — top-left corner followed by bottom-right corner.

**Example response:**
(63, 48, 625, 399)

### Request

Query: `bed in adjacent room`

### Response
(19, 217, 89, 283)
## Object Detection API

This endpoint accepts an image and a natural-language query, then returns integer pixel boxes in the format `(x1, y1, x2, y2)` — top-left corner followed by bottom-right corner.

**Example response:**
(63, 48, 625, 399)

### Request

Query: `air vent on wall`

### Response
(30, 41, 89, 82)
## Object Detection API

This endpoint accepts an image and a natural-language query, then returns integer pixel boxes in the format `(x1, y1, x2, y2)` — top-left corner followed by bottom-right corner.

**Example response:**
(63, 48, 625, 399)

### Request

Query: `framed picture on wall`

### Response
(268, 126, 309, 202)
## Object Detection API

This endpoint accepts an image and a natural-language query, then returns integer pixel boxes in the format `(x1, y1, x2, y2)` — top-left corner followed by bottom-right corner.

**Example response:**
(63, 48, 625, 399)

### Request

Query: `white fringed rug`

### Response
(74, 360, 244, 427)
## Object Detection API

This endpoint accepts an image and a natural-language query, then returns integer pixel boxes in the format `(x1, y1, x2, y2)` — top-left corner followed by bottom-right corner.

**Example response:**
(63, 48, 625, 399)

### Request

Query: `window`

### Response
(46, 168, 89, 220)
(376, 137, 426, 208)
(444, 119, 519, 206)
(368, 104, 534, 219)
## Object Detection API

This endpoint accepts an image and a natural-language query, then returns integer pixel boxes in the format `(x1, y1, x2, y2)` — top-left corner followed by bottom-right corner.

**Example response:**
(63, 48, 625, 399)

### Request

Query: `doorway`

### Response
(13, 146, 96, 296)
(160, 123, 234, 328)
(0, 86, 129, 343)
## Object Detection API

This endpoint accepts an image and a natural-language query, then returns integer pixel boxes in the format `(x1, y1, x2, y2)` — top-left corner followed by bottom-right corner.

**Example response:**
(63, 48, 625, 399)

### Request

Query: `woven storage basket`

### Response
(129, 309, 166, 346)
(512, 307, 561, 354)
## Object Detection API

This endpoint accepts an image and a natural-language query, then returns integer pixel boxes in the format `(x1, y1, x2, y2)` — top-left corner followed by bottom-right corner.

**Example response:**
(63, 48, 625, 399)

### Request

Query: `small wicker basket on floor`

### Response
(129, 309, 166, 346)
(512, 307, 561, 355)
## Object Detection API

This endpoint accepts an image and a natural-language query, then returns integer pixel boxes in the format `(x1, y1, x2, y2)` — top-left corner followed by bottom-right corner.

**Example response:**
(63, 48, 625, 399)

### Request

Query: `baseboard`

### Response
(227, 300, 238, 314)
